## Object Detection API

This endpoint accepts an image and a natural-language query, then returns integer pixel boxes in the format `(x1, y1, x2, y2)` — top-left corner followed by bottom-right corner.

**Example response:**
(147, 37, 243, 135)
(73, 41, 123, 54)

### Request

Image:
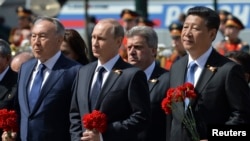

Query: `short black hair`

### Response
(187, 6, 220, 31)
(225, 51, 250, 74)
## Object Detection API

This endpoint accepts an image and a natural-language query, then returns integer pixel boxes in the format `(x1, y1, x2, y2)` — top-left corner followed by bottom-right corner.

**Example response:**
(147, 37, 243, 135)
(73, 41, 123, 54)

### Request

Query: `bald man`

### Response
(11, 51, 33, 72)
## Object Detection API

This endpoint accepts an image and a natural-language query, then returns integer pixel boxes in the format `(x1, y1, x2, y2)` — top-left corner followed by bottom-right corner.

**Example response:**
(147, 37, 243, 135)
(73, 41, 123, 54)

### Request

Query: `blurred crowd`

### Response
(1, 6, 250, 72)
(0, 5, 250, 141)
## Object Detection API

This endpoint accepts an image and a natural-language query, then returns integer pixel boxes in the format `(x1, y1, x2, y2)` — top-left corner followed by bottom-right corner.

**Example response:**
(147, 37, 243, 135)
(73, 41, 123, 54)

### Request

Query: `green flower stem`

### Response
(182, 106, 200, 141)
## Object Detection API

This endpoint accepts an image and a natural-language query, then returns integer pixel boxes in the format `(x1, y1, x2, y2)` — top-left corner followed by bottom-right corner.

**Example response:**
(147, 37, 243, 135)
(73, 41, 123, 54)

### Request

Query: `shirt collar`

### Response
(37, 51, 61, 70)
(188, 46, 213, 68)
(96, 54, 120, 72)
(144, 61, 156, 80)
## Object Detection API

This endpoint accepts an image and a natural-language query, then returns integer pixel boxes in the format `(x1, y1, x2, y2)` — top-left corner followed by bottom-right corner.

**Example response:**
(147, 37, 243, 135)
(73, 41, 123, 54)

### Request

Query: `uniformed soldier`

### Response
(119, 9, 139, 62)
(16, 6, 33, 29)
(215, 15, 250, 55)
(120, 9, 139, 32)
(9, 6, 33, 56)
(137, 17, 155, 27)
(218, 10, 231, 35)
(162, 22, 186, 70)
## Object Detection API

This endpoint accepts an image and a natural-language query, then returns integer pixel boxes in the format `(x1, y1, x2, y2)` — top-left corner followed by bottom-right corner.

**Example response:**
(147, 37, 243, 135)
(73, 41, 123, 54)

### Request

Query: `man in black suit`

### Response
(169, 6, 250, 141)
(2, 16, 81, 141)
(70, 18, 150, 141)
(0, 39, 18, 141)
(126, 26, 169, 141)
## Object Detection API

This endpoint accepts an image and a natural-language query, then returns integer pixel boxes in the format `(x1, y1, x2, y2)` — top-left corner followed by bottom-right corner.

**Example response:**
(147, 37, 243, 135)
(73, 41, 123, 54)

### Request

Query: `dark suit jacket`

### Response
(70, 57, 151, 141)
(138, 64, 170, 141)
(169, 49, 250, 141)
(0, 67, 17, 109)
(0, 67, 18, 141)
(16, 54, 81, 141)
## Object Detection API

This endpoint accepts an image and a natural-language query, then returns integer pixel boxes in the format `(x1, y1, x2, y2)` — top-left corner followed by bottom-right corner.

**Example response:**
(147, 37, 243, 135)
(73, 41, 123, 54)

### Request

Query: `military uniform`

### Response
(160, 22, 186, 70)
(218, 10, 231, 34)
(137, 17, 155, 27)
(216, 39, 250, 55)
(9, 6, 33, 56)
(119, 9, 139, 62)
(216, 15, 250, 55)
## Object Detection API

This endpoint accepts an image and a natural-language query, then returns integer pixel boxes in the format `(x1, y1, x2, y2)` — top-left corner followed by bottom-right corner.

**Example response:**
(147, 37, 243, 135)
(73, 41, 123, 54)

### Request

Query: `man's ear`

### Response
(116, 37, 124, 48)
(6, 54, 12, 62)
(152, 48, 157, 58)
(210, 29, 217, 41)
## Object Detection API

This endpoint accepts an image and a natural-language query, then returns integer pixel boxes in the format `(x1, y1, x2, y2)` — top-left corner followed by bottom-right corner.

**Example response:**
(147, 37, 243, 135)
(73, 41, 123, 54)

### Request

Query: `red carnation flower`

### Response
(0, 109, 19, 139)
(82, 110, 107, 133)
(161, 82, 199, 141)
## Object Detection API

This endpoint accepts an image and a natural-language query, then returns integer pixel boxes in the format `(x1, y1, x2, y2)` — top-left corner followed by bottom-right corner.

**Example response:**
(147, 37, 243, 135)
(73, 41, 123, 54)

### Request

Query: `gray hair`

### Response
(126, 26, 158, 49)
(0, 39, 11, 57)
(33, 16, 65, 37)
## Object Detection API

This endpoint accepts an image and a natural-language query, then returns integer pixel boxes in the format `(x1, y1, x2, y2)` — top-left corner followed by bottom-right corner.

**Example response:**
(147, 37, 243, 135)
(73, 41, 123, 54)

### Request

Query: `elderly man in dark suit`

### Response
(126, 26, 169, 141)
(70, 18, 150, 141)
(0, 39, 18, 141)
(168, 6, 250, 141)
(2, 16, 81, 141)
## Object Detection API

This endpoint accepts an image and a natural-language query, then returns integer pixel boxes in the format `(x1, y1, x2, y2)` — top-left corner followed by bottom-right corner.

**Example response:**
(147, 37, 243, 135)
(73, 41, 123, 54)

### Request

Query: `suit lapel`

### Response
(148, 65, 163, 93)
(30, 55, 65, 114)
(171, 56, 188, 87)
(148, 78, 158, 93)
(95, 58, 128, 109)
(0, 68, 13, 99)
(96, 70, 120, 105)
(0, 86, 7, 100)
(81, 63, 96, 112)
(195, 67, 214, 94)
(191, 49, 218, 106)
(23, 59, 37, 114)
(195, 49, 218, 95)
(30, 71, 64, 115)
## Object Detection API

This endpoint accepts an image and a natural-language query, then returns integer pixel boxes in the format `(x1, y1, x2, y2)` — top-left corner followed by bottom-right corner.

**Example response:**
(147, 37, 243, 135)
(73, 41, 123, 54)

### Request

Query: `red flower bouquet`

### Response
(161, 82, 199, 141)
(82, 110, 107, 133)
(0, 109, 19, 138)
(161, 82, 196, 114)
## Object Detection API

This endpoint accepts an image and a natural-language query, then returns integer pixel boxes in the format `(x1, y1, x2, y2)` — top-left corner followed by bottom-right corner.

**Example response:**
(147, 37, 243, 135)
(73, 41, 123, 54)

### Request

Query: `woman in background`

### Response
(61, 29, 89, 65)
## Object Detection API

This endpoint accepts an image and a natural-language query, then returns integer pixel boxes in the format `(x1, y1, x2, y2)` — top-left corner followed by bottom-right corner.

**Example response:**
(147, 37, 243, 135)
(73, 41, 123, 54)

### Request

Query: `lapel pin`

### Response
(114, 69, 122, 75)
(207, 65, 217, 73)
(149, 78, 158, 83)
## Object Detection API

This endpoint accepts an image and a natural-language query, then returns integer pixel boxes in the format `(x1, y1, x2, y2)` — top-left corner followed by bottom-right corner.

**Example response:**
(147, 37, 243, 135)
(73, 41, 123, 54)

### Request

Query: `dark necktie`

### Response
(185, 62, 197, 109)
(29, 64, 46, 111)
(90, 67, 106, 110)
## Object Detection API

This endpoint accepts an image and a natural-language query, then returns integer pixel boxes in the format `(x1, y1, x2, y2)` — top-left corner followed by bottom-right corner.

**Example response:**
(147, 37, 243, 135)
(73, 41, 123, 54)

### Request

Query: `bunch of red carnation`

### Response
(161, 82, 196, 114)
(161, 82, 199, 141)
(0, 109, 19, 132)
(82, 110, 107, 133)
